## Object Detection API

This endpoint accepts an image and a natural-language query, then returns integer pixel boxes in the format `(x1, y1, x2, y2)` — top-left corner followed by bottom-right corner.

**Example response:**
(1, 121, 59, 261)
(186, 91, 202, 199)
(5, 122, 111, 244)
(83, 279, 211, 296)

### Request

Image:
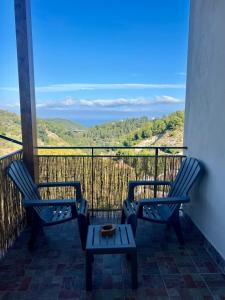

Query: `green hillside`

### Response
(0, 110, 86, 155)
(79, 117, 150, 146)
(77, 111, 184, 148)
(0, 109, 184, 156)
(121, 111, 184, 151)
(37, 118, 85, 146)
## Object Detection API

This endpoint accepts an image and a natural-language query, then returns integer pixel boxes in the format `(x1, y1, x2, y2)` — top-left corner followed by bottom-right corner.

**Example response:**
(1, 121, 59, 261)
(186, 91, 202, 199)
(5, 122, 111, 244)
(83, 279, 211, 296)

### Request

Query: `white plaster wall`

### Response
(184, 0, 225, 259)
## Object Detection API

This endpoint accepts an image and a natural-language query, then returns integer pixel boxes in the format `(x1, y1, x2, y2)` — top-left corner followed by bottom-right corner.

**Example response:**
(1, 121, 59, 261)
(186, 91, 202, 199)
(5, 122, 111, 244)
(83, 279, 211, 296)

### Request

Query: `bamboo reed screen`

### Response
(38, 154, 184, 213)
(0, 150, 25, 258)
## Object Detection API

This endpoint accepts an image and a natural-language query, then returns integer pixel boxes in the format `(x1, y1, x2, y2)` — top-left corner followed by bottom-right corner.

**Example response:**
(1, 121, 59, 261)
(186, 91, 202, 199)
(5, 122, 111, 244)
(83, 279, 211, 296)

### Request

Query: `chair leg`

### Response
(131, 251, 138, 289)
(28, 216, 42, 251)
(171, 214, 184, 245)
(121, 208, 126, 224)
(86, 252, 93, 291)
(87, 212, 90, 226)
(127, 214, 137, 236)
(78, 214, 88, 250)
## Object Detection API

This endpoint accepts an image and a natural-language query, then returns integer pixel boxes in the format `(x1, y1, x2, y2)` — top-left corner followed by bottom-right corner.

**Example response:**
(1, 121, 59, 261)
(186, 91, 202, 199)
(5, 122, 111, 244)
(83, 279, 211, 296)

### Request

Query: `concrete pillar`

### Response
(184, 0, 225, 259)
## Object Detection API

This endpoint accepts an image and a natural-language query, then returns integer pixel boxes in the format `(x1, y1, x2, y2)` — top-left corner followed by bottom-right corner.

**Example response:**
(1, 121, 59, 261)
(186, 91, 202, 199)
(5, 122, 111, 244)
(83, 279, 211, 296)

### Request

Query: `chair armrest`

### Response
(128, 180, 172, 201)
(22, 198, 77, 207)
(122, 199, 138, 235)
(138, 196, 190, 206)
(123, 199, 137, 217)
(37, 181, 82, 199)
(38, 181, 81, 188)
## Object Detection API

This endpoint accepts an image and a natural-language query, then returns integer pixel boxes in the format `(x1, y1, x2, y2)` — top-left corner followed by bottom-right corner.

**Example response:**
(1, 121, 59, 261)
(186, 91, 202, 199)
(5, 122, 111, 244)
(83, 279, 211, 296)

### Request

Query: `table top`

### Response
(86, 224, 136, 252)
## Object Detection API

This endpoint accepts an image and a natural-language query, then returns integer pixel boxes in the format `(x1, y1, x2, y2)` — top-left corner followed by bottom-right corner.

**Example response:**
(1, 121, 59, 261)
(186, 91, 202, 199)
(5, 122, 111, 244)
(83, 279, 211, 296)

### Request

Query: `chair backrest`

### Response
(169, 157, 203, 198)
(7, 160, 40, 200)
(164, 157, 203, 218)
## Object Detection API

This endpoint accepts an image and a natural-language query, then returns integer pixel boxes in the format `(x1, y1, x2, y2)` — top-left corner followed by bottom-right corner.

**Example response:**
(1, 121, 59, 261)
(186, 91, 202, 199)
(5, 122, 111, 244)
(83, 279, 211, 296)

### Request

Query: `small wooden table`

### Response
(85, 224, 138, 291)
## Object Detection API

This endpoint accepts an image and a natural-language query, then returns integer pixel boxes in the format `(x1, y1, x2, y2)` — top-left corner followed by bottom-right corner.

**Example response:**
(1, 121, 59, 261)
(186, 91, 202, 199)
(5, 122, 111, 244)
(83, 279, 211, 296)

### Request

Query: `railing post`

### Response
(154, 148, 159, 197)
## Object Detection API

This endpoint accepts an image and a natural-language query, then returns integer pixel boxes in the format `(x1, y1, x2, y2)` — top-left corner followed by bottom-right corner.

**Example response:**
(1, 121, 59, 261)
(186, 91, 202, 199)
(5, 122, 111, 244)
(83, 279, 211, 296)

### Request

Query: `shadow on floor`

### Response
(0, 212, 224, 300)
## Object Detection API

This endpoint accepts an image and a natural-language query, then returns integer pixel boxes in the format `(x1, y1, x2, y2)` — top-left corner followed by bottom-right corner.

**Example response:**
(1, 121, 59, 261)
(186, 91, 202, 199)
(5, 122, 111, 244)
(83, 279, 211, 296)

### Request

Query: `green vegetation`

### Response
(0, 109, 184, 156)
(80, 117, 149, 146)
(37, 118, 85, 146)
(121, 111, 184, 147)
(0, 110, 22, 139)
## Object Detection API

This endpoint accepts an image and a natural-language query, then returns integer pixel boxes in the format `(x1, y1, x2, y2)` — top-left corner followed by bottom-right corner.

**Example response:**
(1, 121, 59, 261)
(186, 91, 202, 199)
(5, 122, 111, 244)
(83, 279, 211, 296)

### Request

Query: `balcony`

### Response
(1, 1, 225, 299)
(1, 147, 225, 299)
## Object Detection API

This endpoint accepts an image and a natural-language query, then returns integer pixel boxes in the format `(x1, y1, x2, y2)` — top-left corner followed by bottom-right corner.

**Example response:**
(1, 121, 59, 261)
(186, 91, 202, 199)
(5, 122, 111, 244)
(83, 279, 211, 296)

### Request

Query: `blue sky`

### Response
(0, 0, 189, 126)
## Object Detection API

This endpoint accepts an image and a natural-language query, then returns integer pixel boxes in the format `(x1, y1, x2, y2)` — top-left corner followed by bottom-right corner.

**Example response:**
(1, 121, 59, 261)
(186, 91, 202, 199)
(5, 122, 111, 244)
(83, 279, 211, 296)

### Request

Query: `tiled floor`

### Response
(0, 213, 224, 300)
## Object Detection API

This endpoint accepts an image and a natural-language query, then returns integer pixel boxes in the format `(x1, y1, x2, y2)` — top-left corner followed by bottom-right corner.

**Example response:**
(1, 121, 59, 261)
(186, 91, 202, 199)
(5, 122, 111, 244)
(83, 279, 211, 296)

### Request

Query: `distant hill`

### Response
(37, 118, 85, 146)
(0, 110, 86, 155)
(0, 109, 184, 156)
(80, 117, 150, 146)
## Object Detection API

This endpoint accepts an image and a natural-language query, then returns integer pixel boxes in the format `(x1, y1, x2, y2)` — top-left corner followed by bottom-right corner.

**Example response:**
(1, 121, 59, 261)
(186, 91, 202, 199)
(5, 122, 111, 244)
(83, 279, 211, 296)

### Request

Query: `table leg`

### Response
(131, 251, 138, 289)
(86, 252, 92, 291)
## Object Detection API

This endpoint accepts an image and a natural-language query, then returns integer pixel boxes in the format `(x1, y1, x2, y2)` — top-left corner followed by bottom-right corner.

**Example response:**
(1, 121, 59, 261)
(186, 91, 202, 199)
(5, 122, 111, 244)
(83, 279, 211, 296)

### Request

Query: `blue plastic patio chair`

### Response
(121, 157, 203, 245)
(7, 160, 89, 250)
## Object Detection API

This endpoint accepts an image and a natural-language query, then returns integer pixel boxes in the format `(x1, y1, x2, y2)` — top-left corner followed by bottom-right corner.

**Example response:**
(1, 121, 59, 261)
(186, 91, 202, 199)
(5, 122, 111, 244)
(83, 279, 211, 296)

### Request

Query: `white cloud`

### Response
(79, 97, 149, 107)
(4, 95, 184, 112)
(34, 97, 150, 110)
(5, 101, 20, 108)
(0, 82, 186, 93)
(153, 95, 184, 104)
(62, 98, 76, 106)
(0, 87, 18, 92)
(176, 72, 186, 76)
(36, 97, 76, 109)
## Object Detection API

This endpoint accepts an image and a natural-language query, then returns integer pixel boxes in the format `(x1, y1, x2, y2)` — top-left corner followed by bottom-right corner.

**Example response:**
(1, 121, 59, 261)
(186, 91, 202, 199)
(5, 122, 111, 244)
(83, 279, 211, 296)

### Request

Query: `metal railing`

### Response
(0, 134, 186, 251)
(0, 134, 23, 146)
(38, 146, 186, 215)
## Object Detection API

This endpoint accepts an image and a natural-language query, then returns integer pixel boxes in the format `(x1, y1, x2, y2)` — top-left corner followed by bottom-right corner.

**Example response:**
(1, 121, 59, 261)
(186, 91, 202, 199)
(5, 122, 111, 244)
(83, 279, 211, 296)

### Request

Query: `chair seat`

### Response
(35, 205, 72, 224)
(143, 204, 172, 222)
